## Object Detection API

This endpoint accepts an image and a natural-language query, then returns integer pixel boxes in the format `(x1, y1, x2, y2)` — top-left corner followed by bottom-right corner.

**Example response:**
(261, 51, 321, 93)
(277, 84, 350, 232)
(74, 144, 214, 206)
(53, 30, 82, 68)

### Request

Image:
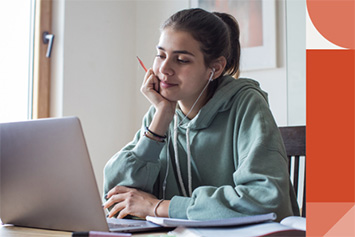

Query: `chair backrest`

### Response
(279, 126, 306, 217)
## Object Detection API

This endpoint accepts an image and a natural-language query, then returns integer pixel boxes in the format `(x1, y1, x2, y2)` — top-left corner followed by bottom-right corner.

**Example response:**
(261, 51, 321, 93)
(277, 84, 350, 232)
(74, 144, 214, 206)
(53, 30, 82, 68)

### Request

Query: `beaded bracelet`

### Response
(144, 131, 165, 143)
(145, 126, 167, 142)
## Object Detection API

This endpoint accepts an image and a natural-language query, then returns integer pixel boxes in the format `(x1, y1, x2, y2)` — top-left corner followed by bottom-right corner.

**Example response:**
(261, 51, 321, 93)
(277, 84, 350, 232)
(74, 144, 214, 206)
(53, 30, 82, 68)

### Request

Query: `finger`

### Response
(143, 73, 158, 90)
(103, 195, 121, 209)
(117, 208, 130, 219)
(106, 186, 131, 199)
(143, 70, 160, 90)
(143, 69, 154, 84)
(104, 190, 130, 209)
(108, 202, 125, 218)
(154, 77, 160, 92)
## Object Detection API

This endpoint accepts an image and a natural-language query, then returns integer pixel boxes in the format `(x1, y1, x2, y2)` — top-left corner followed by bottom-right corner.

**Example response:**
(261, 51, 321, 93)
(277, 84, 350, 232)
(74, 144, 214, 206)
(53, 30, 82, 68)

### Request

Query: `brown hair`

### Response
(161, 8, 241, 78)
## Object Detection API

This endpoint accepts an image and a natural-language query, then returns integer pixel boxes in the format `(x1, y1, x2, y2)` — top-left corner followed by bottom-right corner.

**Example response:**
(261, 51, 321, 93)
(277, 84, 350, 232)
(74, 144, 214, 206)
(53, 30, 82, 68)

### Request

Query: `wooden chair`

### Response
(279, 126, 306, 217)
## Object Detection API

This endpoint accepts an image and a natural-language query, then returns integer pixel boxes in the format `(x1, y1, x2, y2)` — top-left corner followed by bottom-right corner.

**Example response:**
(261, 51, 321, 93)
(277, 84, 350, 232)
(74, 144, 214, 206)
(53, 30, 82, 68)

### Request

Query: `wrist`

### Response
(154, 200, 170, 218)
(144, 127, 166, 143)
(153, 199, 164, 217)
(149, 110, 174, 136)
(155, 103, 176, 122)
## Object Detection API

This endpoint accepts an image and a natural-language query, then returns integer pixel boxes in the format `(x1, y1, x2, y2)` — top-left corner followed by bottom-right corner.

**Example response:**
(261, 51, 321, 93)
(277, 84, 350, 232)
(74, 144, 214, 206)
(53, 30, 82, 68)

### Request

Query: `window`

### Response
(33, 0, 53, 119)
(0, 0, 35, 122)
(0, 0, 52, 123)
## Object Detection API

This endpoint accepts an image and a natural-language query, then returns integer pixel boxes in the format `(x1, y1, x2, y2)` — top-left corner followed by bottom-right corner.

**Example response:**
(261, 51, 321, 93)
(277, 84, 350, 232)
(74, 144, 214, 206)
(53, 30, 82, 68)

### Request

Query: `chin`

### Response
(160, 92, 178, 102)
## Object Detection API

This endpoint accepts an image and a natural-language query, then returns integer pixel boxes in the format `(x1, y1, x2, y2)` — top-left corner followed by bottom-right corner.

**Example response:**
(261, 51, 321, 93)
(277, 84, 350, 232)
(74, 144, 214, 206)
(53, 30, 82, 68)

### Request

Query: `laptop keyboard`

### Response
(108, 222, 145, 228)
(106, 217, 152, 229)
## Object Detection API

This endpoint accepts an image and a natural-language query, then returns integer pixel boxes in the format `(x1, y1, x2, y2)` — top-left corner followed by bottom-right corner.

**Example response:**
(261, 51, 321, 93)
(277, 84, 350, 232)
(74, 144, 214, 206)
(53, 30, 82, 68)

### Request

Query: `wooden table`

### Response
(0, 224, 71, 237)
(0, 224, 169, 237)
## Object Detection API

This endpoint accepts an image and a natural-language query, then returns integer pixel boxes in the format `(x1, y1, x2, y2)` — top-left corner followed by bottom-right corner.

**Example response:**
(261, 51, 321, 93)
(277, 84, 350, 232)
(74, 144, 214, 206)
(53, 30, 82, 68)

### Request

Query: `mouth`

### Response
(160, 80, 177, 89)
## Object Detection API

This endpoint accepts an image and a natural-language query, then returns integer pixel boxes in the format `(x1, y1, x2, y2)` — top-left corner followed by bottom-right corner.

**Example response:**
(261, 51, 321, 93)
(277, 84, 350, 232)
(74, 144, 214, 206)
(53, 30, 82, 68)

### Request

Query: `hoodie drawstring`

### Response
(173, 114, 192, 197)
(186, 126, 192, 196)
(166, 75, 212, 197)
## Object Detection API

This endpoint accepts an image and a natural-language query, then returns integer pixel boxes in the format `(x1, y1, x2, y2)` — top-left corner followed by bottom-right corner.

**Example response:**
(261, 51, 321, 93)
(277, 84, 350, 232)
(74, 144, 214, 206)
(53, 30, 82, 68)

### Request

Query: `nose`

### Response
(159, 58, 174, 77)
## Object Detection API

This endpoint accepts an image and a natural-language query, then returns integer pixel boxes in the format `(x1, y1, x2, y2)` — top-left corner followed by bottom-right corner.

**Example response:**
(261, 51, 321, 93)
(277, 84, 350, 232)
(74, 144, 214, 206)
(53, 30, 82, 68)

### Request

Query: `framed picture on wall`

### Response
(190, 0, 276, 71)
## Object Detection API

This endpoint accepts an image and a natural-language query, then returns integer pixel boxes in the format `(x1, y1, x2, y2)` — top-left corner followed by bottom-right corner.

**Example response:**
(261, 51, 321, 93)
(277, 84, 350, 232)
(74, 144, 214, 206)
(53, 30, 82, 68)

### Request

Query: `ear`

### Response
(210, 56, 227, 80)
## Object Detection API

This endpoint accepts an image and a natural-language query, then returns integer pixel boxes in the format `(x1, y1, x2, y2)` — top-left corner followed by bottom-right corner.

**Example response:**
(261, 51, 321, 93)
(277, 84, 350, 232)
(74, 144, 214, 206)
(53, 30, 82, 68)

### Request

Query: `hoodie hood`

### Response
(175, 76, 269, 130)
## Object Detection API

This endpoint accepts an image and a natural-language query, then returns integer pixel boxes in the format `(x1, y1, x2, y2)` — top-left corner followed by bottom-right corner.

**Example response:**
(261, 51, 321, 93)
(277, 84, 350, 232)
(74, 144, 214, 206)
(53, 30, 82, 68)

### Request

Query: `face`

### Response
(153, 27, 212, 106)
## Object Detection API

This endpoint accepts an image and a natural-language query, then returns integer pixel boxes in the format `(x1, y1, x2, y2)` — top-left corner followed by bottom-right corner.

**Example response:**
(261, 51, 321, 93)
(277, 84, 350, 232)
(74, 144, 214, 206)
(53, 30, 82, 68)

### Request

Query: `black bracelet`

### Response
(145, 126, 167, 139)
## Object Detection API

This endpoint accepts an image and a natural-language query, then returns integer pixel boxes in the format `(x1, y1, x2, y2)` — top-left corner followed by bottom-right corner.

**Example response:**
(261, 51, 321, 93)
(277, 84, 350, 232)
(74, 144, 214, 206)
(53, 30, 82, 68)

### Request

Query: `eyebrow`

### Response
(156, 46, 195, 56)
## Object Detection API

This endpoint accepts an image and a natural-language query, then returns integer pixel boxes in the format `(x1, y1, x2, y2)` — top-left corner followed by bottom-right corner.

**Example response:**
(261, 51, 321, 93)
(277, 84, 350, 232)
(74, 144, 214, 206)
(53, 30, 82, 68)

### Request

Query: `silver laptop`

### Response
(0, 117, 163, 233)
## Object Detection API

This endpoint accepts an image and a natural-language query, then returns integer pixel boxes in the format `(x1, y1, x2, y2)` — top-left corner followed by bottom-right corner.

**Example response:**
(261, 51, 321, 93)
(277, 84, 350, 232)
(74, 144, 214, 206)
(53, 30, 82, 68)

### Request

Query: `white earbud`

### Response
(209, 68, 216, 82)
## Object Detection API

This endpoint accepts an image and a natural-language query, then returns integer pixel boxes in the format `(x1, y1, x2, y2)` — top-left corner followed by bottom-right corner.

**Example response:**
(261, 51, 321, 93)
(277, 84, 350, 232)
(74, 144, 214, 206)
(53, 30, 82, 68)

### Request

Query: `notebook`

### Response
(0, 117, 163, 233)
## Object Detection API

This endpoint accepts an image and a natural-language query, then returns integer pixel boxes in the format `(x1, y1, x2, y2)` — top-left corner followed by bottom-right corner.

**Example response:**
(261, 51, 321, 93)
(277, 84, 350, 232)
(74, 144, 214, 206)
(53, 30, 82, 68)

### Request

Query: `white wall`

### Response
(135, 1, 190, 126)
(51, 0, 305, 195)
(241, 0, 306, 126)
(285, 0, 306, 125)
(52, 0, 138, 195)
(240, 0, 287, 125)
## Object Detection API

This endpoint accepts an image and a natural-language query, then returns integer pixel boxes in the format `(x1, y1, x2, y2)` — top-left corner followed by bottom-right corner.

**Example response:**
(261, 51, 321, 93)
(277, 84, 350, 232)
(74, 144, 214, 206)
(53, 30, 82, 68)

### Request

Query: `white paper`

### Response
(146, 213, 276, 227)
(169, 222, 298, 237)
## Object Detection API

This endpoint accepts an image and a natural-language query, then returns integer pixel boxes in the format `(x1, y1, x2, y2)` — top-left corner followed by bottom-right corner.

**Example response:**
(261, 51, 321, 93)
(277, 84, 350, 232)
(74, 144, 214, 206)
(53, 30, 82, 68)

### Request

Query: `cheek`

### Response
(184, 72, 208, 85)
(152, 59, 160, 75)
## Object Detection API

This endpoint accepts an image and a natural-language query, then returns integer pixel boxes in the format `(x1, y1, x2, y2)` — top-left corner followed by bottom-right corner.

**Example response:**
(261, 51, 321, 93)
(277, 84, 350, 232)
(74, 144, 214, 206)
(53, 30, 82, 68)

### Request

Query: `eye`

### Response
(156, 54, 166, 59)
(177, 58, 190, 64)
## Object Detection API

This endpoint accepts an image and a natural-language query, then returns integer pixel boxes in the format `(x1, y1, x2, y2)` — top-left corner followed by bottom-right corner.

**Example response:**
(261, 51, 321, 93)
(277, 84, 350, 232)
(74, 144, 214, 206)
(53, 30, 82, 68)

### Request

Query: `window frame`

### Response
(32, 0, 52, 119)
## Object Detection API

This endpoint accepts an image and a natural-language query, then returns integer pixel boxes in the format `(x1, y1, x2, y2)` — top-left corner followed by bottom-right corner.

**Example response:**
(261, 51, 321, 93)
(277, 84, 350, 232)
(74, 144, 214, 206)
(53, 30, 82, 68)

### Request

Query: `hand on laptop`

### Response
(103, 186, 169, 219)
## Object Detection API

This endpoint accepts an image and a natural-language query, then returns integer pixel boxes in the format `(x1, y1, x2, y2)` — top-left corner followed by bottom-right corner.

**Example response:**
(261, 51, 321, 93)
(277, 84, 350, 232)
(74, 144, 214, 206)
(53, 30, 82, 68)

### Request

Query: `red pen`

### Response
(136, 56, 148, 72)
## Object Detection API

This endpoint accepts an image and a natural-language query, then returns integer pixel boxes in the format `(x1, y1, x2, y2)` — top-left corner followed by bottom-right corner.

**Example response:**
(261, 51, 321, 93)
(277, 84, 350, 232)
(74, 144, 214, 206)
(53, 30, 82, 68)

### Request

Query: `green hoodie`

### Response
(104, 76, 300, 221)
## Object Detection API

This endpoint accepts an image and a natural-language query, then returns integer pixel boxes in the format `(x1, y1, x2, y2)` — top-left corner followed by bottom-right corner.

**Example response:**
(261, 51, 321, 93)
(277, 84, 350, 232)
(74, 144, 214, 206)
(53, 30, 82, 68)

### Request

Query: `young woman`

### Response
(103, 8, 299, 221)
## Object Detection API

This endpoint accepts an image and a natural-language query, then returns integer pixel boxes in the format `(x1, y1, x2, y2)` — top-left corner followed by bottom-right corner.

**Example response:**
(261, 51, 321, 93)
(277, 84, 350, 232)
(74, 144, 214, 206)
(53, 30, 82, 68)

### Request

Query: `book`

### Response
(167, 216, 306, 237)
(72, 231, 131, 237)
(146, 213, 276, 228)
